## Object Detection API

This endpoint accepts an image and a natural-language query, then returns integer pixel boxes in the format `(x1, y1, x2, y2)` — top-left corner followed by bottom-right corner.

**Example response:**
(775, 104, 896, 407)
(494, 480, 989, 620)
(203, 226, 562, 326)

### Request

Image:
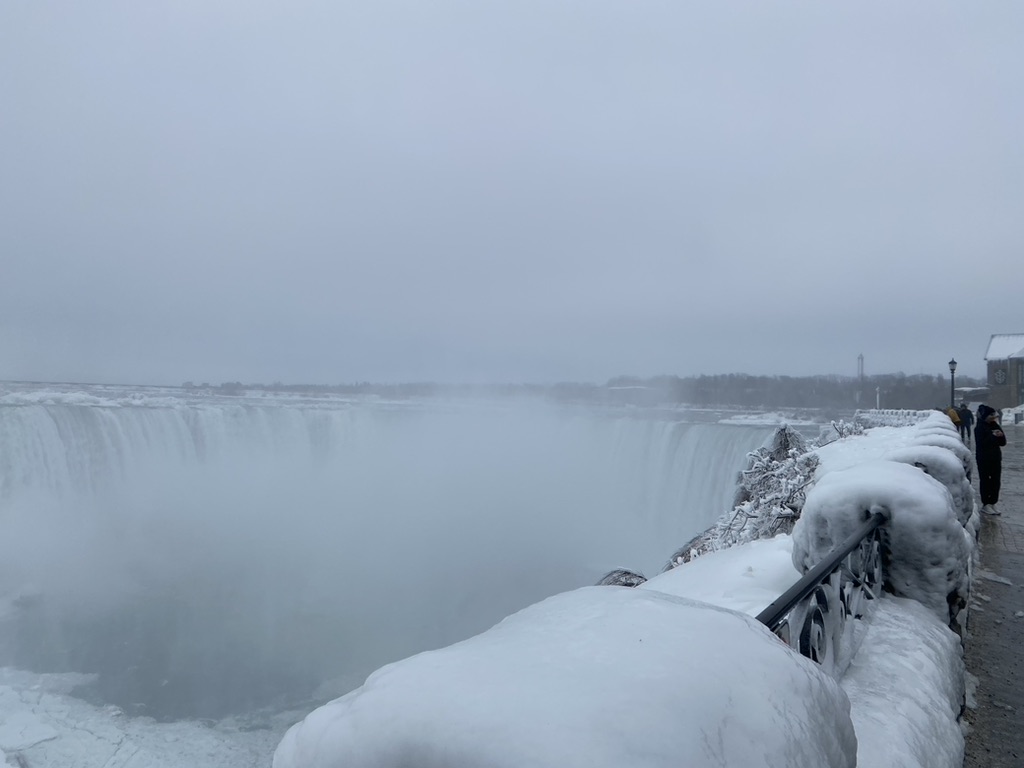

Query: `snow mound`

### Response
(883, 444, 974, 526)
(842, 597, 964, 768)
(641, 534, 801, 616)
(792, 460, 970, 625)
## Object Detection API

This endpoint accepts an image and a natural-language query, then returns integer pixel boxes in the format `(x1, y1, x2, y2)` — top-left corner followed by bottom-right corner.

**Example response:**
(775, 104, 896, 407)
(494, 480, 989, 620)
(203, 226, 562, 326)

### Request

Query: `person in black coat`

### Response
(957, 403, 974, 443)
(975, 404, 1007, 515)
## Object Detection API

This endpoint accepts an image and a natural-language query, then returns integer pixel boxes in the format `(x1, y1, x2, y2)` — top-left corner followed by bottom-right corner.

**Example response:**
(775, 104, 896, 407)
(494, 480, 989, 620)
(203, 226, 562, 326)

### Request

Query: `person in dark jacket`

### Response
(957, 403, 974, 443)
(975, 404, 1007, 515)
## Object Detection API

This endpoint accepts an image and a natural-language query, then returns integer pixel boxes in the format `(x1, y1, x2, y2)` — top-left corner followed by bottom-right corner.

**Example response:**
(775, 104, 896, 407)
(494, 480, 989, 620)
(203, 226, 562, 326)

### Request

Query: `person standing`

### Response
(975, 404, 1007, 515)
(945, 405, 961, 430)
(957, 402, 974, 443)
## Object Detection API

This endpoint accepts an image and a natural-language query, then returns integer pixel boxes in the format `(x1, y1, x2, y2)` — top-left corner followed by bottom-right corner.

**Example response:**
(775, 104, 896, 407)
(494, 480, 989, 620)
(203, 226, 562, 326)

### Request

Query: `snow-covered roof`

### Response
(984, 333, 1024, 360)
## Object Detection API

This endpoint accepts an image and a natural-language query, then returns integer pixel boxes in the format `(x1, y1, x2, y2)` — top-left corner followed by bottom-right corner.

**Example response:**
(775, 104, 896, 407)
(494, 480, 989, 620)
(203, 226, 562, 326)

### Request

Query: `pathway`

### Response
(963, 424, 1024, 767)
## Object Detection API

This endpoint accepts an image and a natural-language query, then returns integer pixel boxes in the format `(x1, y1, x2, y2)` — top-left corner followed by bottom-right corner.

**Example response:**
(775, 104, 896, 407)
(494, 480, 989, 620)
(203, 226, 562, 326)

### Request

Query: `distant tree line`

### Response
(182, 371, 983, 411)
(604, 372, 985, 410)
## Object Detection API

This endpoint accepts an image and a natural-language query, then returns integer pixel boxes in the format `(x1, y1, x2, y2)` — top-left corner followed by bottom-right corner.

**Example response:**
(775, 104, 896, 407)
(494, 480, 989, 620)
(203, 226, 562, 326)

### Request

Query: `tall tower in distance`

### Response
(857, 354, 865, 405)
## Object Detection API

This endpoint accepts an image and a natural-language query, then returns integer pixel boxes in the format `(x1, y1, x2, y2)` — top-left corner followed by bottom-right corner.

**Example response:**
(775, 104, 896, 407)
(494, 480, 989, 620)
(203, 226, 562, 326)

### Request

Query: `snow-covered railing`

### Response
(853, 409, 933, 429)
(756, 510, 886, 677)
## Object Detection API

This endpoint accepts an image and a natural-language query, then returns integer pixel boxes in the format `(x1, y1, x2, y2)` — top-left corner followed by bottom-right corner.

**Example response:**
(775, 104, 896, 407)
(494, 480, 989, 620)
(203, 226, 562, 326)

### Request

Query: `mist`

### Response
(0, 391, 774, 719)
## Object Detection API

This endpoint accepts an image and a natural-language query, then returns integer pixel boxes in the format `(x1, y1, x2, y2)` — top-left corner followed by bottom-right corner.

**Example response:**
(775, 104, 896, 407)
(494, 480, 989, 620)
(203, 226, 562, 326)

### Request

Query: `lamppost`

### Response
(948, 358, 957, 409)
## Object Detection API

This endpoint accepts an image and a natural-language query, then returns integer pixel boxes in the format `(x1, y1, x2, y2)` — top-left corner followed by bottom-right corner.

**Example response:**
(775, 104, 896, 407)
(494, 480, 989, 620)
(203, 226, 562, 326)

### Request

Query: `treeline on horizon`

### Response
(603, 372, 985, 410)
(186, 371, 984, 411)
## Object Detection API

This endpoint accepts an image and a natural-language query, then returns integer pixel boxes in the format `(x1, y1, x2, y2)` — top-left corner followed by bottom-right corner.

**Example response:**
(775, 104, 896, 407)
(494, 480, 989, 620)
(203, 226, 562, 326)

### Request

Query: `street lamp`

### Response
(948, 358, 957, 409)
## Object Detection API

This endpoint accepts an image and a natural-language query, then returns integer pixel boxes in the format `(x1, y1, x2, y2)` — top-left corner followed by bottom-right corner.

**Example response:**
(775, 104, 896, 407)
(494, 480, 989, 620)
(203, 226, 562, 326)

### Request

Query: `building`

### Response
(983, 333, 1024, 409)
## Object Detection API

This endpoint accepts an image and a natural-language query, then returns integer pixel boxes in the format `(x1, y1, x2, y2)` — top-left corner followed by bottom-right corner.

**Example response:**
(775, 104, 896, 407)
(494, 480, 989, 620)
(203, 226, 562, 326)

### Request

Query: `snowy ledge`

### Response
(273, 410, 972, 768)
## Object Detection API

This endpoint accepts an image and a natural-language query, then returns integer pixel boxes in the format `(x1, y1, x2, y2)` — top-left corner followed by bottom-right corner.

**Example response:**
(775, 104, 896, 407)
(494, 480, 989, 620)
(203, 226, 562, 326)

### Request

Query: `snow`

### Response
(0, 389, 114, 407)
(842, 598, 964, 768)
(882, 445, 974, 525)
(799, 413, 973, 627)
(0, 408, 978, 768)
(0, 710, 58, 752)
(792, 459, 970, 623)
(717, 411, 819, 426)
(641, 538, 965, 768)
(640, 535, 802, 616)
(999, 403, 1024, 423)
(0, 669, 284, 767)
(983, 333, 1024, 360)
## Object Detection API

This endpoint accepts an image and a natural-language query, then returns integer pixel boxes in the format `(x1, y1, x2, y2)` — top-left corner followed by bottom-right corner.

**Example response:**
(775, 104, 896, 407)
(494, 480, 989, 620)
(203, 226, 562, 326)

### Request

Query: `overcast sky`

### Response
(2, 2, 1021, 386)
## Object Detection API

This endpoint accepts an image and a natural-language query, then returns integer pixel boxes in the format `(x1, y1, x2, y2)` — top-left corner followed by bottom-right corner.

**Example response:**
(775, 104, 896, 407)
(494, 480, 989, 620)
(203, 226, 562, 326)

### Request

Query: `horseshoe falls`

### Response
(0, 386, 775, 722)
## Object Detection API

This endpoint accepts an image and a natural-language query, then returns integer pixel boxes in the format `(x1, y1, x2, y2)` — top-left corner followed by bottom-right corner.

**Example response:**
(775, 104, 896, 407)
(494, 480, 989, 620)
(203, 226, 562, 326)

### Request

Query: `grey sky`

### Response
(2, 1, 1021, 385)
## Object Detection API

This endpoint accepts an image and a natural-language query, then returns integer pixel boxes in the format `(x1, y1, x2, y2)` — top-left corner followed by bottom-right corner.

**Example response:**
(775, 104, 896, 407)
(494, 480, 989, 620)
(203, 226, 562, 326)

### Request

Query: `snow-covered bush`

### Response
(817, 419, 864, 446)
(664, 425, 818, 567)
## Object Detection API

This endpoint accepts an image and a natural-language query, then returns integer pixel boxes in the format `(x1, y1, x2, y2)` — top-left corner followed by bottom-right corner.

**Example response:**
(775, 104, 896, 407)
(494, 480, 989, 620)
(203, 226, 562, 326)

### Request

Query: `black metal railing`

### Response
(756, 510, 887, 676)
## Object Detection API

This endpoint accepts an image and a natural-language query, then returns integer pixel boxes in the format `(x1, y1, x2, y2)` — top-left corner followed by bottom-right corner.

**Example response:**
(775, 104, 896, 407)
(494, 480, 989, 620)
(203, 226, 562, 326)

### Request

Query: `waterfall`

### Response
(0, 386, 774, 720)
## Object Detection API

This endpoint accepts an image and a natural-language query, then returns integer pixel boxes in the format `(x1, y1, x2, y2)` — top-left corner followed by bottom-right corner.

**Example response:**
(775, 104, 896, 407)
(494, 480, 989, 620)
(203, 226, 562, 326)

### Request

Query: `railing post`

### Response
(756, 510, 887, 676)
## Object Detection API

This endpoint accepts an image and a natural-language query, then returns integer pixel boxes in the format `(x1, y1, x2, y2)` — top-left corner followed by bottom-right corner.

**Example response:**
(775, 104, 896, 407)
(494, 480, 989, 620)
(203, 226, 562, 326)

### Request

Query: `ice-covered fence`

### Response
(767, 411, 974, 678)
(797, 413, 974, 634)
(756, 510, 885, 678)
(854, 409, 935, 428)
(683, 410, 973, 678)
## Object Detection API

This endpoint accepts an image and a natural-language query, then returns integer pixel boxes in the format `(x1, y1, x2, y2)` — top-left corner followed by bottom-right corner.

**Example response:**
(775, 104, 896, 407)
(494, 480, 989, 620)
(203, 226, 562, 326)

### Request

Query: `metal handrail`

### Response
(753, 510, 888, 676)
(756, 510, 886, 630)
